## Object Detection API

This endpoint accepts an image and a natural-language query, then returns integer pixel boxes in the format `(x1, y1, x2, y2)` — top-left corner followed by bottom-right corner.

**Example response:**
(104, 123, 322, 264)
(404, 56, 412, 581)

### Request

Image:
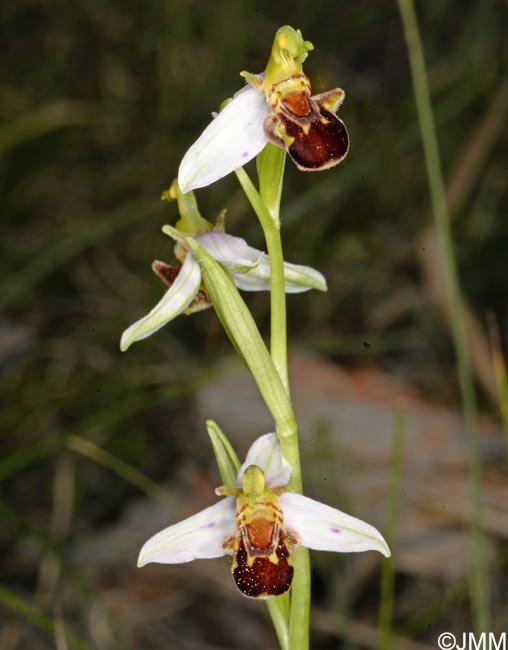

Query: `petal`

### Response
(197, 231, 261, 268)
(197, 231, 327, 293)
(137, 498, 237, 566)
(120, 253, 201, 351)
(237, 433, 291, 488)
(233, 253, 327, 293)
(280, 493, 390, 557)
(178, 85, 270, 193)
(278, 257, 327, 293)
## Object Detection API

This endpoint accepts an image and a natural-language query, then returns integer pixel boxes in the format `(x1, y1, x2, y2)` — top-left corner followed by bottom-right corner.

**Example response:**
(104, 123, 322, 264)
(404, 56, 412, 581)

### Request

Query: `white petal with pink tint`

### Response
(280, 492, 390, 557)
(178, 85, 269, 193)
(138, 498, 237, 566)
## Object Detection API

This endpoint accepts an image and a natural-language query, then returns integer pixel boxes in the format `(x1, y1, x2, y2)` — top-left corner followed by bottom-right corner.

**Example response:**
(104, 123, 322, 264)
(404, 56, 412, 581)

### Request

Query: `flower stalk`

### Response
(237, 143, 311, 649)
(235, 166, 290, 393)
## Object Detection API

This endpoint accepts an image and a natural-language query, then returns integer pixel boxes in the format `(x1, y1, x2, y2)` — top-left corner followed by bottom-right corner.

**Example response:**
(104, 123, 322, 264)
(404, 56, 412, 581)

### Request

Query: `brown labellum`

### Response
(232, 529, 294, 599)
(222, 495, 300, 599)
(264, 74, 349, 171)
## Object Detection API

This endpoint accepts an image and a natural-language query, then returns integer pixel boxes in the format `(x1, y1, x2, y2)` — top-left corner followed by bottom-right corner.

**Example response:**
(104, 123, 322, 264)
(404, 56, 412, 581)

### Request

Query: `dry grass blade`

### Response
(418, 77, 508, 403)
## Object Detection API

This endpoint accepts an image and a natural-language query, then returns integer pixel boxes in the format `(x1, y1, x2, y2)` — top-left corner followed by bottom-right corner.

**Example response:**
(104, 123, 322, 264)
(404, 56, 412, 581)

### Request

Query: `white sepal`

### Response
(198, 231, 327, 293)
(120, 253, 201, 351)
(137, 498, 237, 566)
(280, 492, 391, 557)
(197, 232, 261, 269)
(237, 432, 291, 488)
(233, 253, 327, 293)
(178, 85, 270, 193)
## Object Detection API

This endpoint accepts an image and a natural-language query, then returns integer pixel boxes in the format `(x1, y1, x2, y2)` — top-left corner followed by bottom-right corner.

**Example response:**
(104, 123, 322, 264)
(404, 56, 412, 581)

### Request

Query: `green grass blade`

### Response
(0, 584, 90, 650)
(378, 408, 405, 650)
(397, 0, 490, 632)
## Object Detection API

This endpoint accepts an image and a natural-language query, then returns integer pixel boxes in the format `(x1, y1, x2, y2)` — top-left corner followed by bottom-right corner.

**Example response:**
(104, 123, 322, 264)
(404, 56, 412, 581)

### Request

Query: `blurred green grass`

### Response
(1, 0, 507, 648)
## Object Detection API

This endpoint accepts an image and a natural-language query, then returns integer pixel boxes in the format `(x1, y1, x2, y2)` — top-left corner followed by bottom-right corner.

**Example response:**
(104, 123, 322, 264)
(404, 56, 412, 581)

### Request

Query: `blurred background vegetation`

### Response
(1, 0, 507, 648)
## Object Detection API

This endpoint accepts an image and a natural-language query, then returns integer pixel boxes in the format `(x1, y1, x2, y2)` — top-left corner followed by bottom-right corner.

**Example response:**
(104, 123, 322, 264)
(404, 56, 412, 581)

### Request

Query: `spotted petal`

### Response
(280, 492, 390, 557)
(237, 432, 291, 488)
(178, 85, 270, 193)
(120, 253, 201, 351)
(138, 498, 237, 566)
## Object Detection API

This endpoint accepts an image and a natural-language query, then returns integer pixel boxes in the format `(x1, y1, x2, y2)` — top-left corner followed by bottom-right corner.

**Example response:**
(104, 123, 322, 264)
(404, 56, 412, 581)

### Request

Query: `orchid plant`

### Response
(121, 25, 389, 650)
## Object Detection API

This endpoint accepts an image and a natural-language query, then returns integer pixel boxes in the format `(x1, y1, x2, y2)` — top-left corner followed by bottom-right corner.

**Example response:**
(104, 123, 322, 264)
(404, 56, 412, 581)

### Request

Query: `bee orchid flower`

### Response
(120, 230, 326, 351)
(178, 25, 349, 193)
(138, 433, 390, 599)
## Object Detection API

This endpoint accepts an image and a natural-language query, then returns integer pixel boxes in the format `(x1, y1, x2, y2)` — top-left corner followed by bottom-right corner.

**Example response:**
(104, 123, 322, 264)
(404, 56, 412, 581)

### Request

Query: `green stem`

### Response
(235, 163, 289, 393)
(288, 547, 311, 650)
(234, 167, 302, 485)
(236, 151, 310, 650)
(397, 0, 489, 632)
(256, 144, 288, 395)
